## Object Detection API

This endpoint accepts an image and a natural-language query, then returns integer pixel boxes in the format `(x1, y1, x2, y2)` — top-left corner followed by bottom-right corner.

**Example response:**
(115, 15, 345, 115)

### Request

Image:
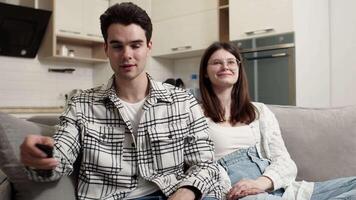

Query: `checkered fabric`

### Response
(27, 74, 226, 200)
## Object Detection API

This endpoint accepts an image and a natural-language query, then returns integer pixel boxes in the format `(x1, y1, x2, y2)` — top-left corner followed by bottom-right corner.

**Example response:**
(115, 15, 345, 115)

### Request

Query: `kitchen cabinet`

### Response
(151, 0, 217, 21)
(55, 0, 82, 36)
(56, 0, 108, 39)
(152, 9, 218, 58)
(151, 0, 218, 58)
(37, 0, 109, 64)
(83, 0, 109, 38)
(229, 0, 293, 40)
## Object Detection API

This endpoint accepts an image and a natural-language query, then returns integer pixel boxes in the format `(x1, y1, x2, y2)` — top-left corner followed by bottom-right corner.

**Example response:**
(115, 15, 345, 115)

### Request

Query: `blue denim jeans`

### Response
(129, 190, 166, 200)
(217, 147, 284, 200)
(218, 147, 356, 200)
(311, 176, 356, 200)
(131, 190, 218, 200)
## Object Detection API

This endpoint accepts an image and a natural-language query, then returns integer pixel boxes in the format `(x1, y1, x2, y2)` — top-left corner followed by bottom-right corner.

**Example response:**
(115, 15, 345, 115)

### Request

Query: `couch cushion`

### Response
(0, 169, 11, 200)
(268, 105, 356, 182)
(0, 112, 76, 200)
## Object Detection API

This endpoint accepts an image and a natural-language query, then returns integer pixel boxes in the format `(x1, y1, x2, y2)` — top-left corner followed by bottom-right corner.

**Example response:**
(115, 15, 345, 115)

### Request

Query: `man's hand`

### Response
(228, 176, 273, 200)
(168, 187, 196, 200)
(20, 135, 58, 169)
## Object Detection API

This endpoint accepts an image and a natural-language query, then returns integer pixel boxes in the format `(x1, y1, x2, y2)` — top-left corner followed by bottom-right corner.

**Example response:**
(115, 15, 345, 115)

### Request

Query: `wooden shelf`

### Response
(219, 0, 229, 41)
(219, 0, 229, 7)
(219, 5, 229, 9)
(56, 33, 104, 44)
(37, 0, 108, 64)
(50, 55, 108, 64)
(55, 36, 107, 63)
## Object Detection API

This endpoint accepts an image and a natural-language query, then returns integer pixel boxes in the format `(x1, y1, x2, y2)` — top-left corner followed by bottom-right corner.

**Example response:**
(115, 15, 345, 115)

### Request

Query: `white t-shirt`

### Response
(119, 97, 159, 199)
(207, 118, 257, 160)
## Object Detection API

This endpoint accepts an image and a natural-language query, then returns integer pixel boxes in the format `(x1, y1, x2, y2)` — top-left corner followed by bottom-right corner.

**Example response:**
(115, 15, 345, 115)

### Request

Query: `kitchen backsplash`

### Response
(173, 56, 200, 89)
(0, 54, 201, 108)
(0, 56, 93, 107)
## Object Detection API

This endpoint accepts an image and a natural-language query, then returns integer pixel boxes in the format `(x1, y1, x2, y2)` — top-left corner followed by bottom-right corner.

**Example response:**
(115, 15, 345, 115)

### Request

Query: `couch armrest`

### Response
(0, 170, 11, 200)
(26, 115, 60, 126)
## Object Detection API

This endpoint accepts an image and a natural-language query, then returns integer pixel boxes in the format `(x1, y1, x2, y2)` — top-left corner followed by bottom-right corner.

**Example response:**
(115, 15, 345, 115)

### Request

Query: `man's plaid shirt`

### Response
(28, 75, 227, 199)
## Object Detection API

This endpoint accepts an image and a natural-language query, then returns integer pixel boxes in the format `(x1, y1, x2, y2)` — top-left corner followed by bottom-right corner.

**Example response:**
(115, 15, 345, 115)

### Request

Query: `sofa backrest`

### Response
(26, 115, 60, 126)
(0, 112, 76, 200)
(268, 105, 356, 182)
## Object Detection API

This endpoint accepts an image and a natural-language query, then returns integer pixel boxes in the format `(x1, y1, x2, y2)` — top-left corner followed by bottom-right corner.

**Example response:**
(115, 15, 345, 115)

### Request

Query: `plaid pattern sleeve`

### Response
(26, 74, 228, 200)
(175, 93, 228, 198)
(26, 95, 82, 182)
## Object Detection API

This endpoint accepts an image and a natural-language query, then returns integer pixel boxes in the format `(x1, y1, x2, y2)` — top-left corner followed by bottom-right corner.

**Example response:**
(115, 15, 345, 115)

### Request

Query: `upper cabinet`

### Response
(83, 0, 109, 38)
(37, 0, 109, 64)
(151, 0, 217, 21)
(55, 0, 82, 36)
(151, 0, 219, 58)
(55, 0, 108, 39)
(229, 0, 293, 41)
(152, 9, 218, 58)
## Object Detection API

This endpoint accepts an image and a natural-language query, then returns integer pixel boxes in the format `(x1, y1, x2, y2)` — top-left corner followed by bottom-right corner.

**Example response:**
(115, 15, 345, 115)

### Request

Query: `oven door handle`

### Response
(245, 53, 288, 60)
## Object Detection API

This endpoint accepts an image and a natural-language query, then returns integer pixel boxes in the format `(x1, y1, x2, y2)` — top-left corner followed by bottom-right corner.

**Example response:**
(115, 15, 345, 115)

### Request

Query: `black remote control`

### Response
(35, 144, 54, 177)
(35, 143, 53, 158)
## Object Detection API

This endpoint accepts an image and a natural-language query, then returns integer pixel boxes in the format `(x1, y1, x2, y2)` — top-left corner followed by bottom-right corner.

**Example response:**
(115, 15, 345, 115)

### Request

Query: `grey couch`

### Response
(1, 105, 356, 200)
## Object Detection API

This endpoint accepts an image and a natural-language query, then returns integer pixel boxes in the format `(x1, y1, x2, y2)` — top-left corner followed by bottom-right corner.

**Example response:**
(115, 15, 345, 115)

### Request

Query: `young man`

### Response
(20, 3, 228, 200)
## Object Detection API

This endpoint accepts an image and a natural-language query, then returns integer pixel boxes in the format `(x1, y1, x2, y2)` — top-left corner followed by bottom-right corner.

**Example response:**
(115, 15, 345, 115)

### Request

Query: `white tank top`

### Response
(207, 118, 257, 161)
(119, 97, 159, 199)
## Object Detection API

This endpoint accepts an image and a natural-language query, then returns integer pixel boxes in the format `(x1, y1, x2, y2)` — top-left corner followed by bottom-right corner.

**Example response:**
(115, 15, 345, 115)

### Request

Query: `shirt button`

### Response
(102, 134, 106, 139)
(133, 175, 138, 179)
(186, 137, 194, 143)
(131, 143, 135, 147)
(168, 135, 172, 139)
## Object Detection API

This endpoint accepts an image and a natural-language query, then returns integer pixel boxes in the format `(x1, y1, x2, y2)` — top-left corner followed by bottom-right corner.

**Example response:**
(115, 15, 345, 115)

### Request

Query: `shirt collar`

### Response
(101, 73, 172, 103)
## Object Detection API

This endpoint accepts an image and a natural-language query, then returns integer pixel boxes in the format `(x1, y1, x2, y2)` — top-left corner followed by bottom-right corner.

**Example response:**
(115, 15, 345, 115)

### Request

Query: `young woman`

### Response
(199, 41, 356, 200)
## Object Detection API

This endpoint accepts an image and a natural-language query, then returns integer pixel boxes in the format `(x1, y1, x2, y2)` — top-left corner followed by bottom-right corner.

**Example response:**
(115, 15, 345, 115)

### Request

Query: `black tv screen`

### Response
(0, 3, 51, 58)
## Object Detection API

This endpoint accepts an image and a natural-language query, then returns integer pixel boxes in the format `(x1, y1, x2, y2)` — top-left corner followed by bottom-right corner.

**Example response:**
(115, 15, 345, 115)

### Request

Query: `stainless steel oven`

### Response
(233, 33, 296, 105)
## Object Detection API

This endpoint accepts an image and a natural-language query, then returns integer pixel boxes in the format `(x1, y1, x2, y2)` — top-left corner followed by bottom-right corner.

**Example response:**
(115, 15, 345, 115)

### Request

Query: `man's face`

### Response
(104, 23, 152, 81)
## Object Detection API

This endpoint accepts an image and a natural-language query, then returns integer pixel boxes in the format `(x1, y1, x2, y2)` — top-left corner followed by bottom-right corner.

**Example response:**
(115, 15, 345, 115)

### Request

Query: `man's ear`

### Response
(147, 40, 152, 50)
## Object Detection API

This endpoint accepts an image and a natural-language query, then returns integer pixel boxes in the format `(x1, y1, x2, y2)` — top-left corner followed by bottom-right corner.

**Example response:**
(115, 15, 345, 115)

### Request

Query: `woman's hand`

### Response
(227, 176, 273, 200)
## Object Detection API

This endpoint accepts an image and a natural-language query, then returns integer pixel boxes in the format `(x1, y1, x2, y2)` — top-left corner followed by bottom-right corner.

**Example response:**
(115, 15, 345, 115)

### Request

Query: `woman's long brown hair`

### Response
(199, 42, 258, 125)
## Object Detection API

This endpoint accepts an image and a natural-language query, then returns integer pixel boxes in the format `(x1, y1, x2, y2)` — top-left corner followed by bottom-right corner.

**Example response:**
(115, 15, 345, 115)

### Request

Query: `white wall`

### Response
(0, 55, 175, 108)
(173, 57, 200, 88)
(329, 0, 356, 106)
(294, 0, 356, 107)
(93, 63, 112, 87)
(0, 56, 93, 107)
(147, 57, 174, 82)
(293, 0, 331, 107)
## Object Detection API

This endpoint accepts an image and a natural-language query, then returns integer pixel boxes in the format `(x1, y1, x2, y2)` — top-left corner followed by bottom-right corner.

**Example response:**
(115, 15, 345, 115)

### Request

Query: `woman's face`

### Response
(206, 49, 239, 89)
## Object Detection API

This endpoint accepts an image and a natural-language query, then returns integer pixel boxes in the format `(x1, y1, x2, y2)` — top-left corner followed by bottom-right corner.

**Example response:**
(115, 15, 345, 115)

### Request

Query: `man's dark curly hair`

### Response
(100, 2, 152, 44)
